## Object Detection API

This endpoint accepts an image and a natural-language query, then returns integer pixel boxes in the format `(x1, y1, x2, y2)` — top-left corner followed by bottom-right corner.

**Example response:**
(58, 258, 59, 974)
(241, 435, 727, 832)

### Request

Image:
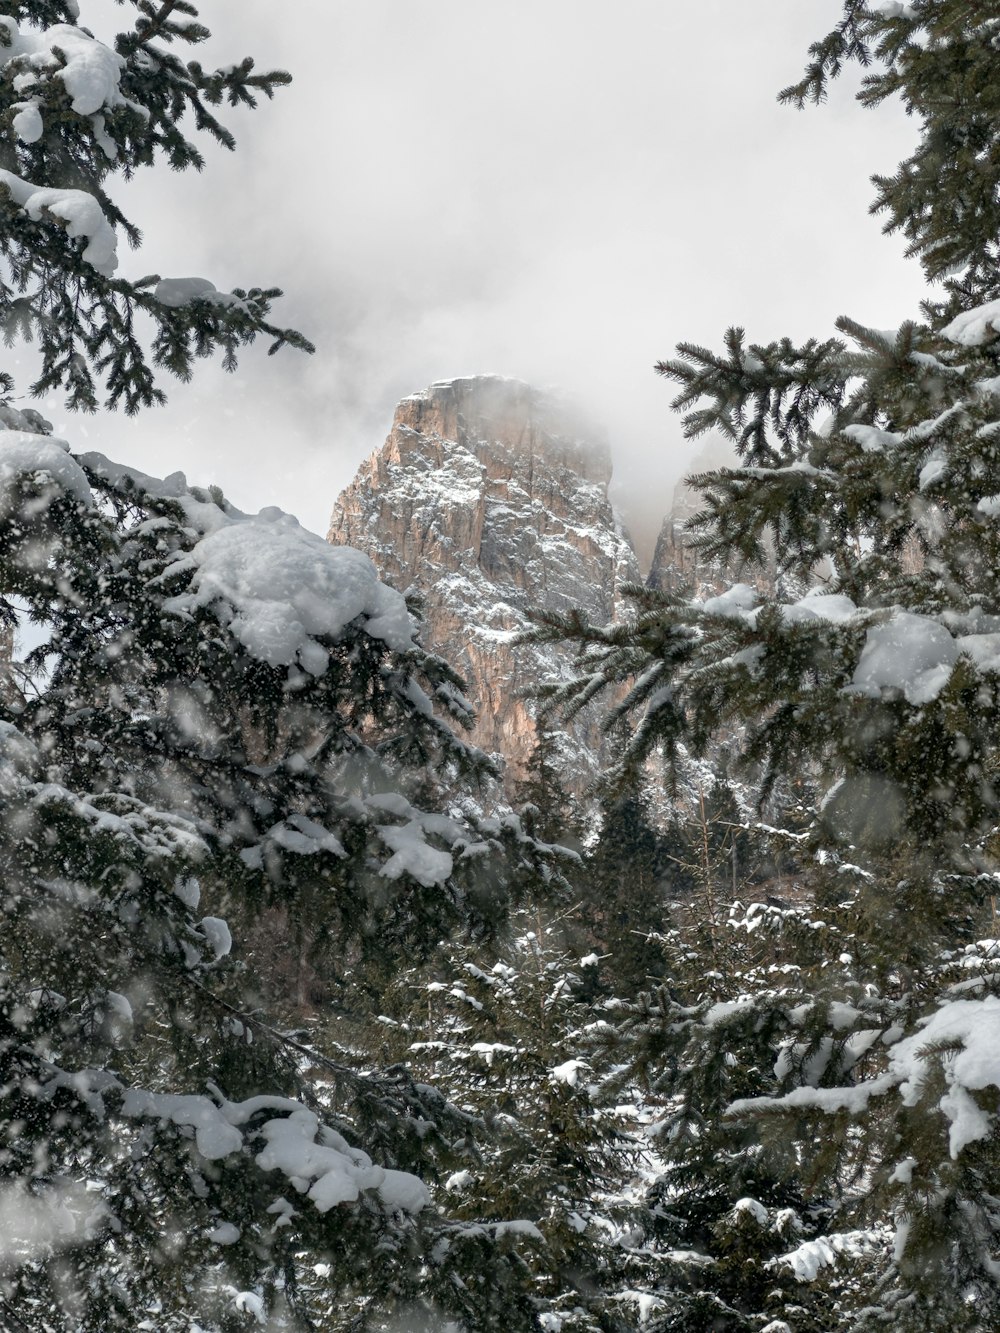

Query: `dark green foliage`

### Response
(536, 3, 1000, 1324)
(780, 2, 1000, 318)
(0, 433, 579, 1327)
(376, 921, 639, 1332)
(537, 298, 1000, 863)
(512, 723, 584, 850)
(579, 860, 925, 1333)
(659, 326, 849, 465)
(0, 8, 579, 1325)
(582, 790, 672, 991)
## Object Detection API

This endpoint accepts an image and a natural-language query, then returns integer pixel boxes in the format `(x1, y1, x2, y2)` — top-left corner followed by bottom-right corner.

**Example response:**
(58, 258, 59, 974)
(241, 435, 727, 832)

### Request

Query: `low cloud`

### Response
(72, 0, 924, 547)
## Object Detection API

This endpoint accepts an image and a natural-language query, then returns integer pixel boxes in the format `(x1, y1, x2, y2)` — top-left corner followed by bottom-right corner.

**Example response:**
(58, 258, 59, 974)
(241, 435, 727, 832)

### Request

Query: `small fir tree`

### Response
(582, 788, 671, 992)
(511, 722, 584, 850)
(378, 918, 640, 1332)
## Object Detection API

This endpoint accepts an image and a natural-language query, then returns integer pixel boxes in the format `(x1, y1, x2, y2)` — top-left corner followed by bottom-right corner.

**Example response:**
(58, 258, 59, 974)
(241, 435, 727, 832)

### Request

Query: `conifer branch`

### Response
(133, 0, 183, 48)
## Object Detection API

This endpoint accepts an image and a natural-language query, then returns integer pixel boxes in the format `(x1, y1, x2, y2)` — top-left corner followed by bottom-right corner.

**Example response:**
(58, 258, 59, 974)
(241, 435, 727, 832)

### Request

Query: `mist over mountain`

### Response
(329, 376, 642, 794)
(327, 375, 747, 800)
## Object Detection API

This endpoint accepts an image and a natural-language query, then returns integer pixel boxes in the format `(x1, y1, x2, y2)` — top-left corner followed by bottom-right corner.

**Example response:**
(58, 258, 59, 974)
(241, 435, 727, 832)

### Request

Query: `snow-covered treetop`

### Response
(1, 429, 416, 664)
(77, 448, 419, 665)
(0, 1, 313, 414)
(0, 417, 569, 951)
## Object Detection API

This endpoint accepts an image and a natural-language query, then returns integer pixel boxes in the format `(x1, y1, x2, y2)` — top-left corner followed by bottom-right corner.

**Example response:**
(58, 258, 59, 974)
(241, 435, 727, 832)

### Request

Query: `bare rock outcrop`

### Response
(328, 376, 641, 794)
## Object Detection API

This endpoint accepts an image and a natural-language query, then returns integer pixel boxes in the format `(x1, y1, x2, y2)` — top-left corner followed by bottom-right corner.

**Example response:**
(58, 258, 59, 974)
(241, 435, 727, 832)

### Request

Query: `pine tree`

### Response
(0, 6, 574, 1328)
(582, 788, 670, 992)
(0, 370, 580, 1333)
(536, 4, 1000, 1327)
(1, 1, 313, 416)
(511, 723, 584, 850)
(377, 917, 637, 1333)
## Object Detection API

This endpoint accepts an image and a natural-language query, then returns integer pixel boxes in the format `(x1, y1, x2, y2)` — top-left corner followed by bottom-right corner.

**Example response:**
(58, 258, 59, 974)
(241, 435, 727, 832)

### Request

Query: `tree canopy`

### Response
(0, 6, 575, 1329)
(13, 1, 1000, 1329)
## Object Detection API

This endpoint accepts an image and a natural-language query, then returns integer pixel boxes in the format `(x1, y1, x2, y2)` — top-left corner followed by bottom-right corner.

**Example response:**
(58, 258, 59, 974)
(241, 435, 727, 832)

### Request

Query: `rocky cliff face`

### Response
(328, 376, 641, 794)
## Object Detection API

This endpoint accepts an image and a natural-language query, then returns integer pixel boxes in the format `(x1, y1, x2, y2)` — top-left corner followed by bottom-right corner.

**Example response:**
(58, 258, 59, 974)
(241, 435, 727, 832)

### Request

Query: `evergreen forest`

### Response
(3, 2, 1000, 1330)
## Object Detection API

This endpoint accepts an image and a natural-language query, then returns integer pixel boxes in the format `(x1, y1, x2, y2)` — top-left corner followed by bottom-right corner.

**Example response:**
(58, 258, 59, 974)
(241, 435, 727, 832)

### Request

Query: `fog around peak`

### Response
(53, 0, 924, 546)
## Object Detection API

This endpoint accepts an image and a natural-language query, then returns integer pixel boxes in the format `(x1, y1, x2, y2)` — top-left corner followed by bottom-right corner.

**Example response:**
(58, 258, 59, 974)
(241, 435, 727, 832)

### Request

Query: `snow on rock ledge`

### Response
(328, 376, 642, 795)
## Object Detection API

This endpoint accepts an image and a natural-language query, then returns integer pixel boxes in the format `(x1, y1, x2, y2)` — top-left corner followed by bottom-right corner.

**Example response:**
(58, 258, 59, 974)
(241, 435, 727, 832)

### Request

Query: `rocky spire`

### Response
(328, 376, 641, 795)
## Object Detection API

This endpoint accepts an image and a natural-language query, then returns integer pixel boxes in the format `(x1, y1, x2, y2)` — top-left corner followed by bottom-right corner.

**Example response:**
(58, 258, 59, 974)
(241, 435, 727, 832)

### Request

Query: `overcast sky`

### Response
(44, 1, 926, 559)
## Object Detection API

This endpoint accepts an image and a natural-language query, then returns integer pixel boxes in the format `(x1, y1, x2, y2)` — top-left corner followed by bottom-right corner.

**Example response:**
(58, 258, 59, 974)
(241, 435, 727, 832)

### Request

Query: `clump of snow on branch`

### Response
(727, 995, 1000, 1162)
(153, 276, 245, 311)
(72, 449, 419, 668)
(79, 452, 242, 532)
(693, 570, 1000, 706)
(108, 1083, 430, 1215)
(941, 296, 1000, 348)
(849, 611, 959, 705)
(0, 17, 126, 121)
(0, 17, 134, 273)
(198, 916, 232, 960)
(165, 512, 416, 672)
(773, 1230, 885, 1282)
(254, 1108, 429, 1213)
(378, 821, 454, 887)
(0, 432, 94, 507)
(891, 997, 1000, 1157)
(0, 168, 118, 275)
(875, 2, 918, 18)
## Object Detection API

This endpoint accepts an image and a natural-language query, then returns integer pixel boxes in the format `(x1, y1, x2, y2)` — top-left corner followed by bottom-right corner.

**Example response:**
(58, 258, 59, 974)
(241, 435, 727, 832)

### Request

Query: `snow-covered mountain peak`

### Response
(329, 377, 639, 794)
(389, 375, 614, 490)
